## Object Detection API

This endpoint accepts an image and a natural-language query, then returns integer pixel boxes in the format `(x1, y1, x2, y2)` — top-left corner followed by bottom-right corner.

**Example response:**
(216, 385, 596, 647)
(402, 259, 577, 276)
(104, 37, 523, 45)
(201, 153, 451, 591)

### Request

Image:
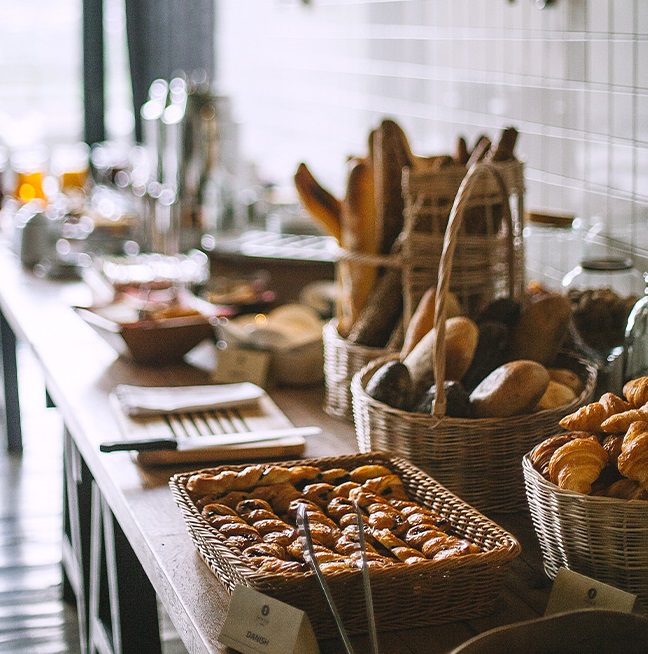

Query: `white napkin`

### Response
(113, 382, 266, 417)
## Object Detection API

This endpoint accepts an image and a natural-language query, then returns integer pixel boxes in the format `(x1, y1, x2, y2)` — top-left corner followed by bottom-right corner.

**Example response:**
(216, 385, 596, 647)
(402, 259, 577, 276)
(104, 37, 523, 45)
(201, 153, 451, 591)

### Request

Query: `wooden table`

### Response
(0, 245, 554, 654)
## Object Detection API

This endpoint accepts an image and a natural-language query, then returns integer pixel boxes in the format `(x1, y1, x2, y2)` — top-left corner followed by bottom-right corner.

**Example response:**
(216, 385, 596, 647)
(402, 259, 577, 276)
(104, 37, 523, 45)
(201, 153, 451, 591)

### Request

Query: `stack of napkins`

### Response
(113, 382, 266, 417)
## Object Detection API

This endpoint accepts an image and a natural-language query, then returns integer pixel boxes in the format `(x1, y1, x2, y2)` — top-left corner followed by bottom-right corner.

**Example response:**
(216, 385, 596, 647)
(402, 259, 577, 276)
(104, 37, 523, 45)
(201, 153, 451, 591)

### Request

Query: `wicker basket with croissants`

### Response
(529, 376, 648, 500)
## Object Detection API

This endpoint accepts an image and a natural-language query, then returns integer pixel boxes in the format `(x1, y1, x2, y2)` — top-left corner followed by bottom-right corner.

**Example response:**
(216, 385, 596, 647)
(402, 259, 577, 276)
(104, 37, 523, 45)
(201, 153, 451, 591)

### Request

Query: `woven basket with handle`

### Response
(351, 162, 597, 514)
(324, 158, 524, 421)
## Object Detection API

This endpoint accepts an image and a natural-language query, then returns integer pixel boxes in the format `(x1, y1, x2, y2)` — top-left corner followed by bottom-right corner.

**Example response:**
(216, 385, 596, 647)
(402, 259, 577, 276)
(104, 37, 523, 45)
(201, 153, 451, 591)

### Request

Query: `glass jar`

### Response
(523, 210, 581, 290)
(563, 256, 645, 357)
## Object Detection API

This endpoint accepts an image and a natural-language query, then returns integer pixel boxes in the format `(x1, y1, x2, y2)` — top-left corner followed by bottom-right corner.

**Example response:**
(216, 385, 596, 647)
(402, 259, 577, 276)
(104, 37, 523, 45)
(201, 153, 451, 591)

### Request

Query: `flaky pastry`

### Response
(548, 437, 608, 494)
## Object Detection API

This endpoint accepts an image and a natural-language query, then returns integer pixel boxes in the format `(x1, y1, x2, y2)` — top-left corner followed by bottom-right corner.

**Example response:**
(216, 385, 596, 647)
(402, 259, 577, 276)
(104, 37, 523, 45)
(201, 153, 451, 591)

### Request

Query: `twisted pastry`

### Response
(235, 498, 273, 518)
(391, 546, 426, 564)
(348, 464, 393, 482)
(599, 478, 648, 500)
(559, 393, 630, 432)
(243, 542, 288, 559)
(548, 437, 608, 493)
(623, 376, 648, 408)
(617, 421, 648, 490)
(288, 465, 322, 486)
(251, 557, 306, 574)
(317, 467, 351, 485)
(361, 474, 409, 501)
(301, 483, 337, 508)
(249, 483, 302, 514)
(186, 464, 295, 497)
(331, 481, 361, 498)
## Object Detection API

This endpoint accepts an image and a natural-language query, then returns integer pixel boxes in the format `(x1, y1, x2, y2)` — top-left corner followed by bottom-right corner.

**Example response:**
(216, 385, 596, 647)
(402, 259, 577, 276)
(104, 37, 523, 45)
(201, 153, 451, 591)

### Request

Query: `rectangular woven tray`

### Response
(170, 452, 521, 638)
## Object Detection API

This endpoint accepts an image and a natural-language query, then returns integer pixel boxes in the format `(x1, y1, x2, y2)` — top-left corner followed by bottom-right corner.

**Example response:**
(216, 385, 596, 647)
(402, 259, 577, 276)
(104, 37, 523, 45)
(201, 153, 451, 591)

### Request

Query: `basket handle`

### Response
(431, 162, 516, 419)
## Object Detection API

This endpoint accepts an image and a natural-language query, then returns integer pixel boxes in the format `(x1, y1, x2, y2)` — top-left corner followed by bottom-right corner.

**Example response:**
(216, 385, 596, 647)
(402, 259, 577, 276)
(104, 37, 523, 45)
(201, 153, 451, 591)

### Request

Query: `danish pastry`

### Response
(348, 464, 393, 482)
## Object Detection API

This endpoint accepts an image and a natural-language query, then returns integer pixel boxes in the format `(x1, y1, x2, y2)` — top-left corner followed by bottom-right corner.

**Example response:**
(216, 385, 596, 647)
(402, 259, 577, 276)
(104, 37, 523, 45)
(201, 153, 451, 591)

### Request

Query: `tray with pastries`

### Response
(523, 376, 648, 608)
(170, 452, 520, 638)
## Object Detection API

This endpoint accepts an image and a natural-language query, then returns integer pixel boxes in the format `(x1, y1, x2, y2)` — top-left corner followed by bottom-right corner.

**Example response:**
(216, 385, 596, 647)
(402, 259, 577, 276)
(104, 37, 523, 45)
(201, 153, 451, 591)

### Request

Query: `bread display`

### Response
(530, 378, 648, 499)
(363, 288, 585, 418)
(295, 120, 520, 347)
(184, 461, 482, 573)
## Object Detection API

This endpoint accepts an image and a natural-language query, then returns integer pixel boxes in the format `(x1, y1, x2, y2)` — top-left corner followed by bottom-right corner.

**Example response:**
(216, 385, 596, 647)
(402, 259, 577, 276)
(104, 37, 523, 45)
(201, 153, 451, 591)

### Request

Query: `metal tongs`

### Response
(295, 502, 380, 654)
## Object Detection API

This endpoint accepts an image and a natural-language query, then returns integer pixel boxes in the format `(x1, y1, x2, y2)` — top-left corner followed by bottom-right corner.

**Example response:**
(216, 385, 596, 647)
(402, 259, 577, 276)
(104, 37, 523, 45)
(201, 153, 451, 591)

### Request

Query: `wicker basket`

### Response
(353, 351, 596, 514)
(401, 158, 525, 324)
(523, 455, 648, 608)
(169, 451, 521, 639)
(324, 158, 524, 421)
(322, 319, 395, 420)
(351, 163, 597, 514)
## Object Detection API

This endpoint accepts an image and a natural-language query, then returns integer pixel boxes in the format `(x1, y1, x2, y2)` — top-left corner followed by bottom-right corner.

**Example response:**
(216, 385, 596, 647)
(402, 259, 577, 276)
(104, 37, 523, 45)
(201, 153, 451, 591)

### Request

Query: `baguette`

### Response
(294, 162, 342, 241)
(336, 157, 378, 334)
(401, 286, 462, 358)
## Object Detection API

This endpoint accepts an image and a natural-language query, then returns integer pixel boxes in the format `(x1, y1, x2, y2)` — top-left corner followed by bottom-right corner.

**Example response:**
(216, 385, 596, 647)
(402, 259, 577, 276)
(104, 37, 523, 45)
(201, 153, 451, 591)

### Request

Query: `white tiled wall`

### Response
(215, 0, 648, 275)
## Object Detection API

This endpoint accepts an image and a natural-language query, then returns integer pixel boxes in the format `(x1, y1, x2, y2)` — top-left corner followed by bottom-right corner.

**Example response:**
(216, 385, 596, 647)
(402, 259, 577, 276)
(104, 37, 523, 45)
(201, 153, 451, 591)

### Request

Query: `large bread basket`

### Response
(170, 452, 521, 639)
(351, 163, 597, 514)
(523, 454, 648, 609)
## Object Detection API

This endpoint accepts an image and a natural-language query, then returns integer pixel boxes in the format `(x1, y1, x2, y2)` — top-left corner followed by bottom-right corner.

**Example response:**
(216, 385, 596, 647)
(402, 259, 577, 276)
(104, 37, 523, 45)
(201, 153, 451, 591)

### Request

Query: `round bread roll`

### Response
(534, 380, 577, 411)
(548, 368, 584, 397)
(470, 360, 550, 418)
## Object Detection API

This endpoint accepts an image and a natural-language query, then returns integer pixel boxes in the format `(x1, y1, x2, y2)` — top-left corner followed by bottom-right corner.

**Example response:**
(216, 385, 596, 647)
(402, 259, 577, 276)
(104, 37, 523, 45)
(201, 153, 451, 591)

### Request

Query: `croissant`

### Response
(548, 438, 608, 493)
(618, 423, 648, 490)
(558, 393, 629, 431)
(530, 432, 589, 478)
(601, 433, 624, 468)
(623, 376, 648, 408)
(600, 478, 648, 500)
(600, 402, 648, 433)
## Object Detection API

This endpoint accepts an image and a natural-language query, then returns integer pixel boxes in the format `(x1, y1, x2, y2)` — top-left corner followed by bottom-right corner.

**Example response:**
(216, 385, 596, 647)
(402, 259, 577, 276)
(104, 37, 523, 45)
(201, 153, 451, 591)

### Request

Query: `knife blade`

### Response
(99, 425, 321, 453)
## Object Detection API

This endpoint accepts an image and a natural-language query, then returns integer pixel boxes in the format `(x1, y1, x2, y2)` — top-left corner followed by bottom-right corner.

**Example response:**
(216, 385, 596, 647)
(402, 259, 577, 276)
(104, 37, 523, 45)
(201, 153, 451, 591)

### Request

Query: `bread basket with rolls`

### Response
(523, 379, 648, 608)
(169, 451, 521, 639)
(303, 122, 526, 420)
(351, 162, 597, 514)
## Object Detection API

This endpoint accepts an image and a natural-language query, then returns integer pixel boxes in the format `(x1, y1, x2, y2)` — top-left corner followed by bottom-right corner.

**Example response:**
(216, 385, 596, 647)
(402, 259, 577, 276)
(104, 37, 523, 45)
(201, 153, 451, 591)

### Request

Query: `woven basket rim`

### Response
(170, 451, 521, 587)
(323, 319, 397, 355)
(352, 350, 597, 426)
(522, 454, 648, 508)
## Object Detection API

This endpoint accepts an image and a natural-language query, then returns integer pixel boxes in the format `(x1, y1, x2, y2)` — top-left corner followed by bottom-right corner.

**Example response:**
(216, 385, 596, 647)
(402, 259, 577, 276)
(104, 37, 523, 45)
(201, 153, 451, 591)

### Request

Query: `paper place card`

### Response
(545, 567, 637, 616)
(212, 346, 271, 387)
(219, 585, 319, 654)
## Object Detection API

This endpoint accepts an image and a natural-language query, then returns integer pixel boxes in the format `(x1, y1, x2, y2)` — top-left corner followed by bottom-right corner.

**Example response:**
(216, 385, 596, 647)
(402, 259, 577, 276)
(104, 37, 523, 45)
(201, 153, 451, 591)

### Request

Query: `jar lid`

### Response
(580, 257, 634, 272)
(526, 210, 575, 228)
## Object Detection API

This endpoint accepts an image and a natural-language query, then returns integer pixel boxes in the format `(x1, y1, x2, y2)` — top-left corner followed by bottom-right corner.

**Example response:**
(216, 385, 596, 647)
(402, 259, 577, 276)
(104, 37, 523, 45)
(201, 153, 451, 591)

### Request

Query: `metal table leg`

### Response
(0, 308, 22, 452)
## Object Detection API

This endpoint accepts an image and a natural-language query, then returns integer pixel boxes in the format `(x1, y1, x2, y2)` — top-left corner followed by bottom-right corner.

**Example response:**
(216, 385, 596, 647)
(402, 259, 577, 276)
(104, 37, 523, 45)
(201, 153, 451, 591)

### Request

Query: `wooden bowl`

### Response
(75, 302, 215, 365)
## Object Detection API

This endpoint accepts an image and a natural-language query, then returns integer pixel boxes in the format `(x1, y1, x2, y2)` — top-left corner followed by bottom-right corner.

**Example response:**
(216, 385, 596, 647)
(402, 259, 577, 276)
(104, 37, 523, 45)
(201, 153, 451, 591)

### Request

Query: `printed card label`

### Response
(545, 567, 637, 616)
(212, 346, 271, 387)
(218, 585, 319, 654)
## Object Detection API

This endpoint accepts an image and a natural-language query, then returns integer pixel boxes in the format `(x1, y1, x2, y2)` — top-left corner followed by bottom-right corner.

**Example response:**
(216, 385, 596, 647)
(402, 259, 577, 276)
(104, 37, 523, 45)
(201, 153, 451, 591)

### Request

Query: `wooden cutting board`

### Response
(109, 393, 307, 467)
